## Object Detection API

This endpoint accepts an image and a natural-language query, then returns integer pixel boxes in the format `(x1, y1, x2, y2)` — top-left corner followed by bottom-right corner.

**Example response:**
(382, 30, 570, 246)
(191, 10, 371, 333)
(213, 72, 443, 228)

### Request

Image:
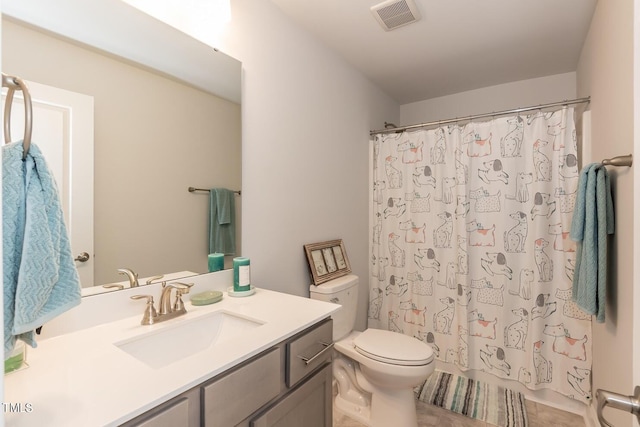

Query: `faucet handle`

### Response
(145, 275, 164, 285)
(172, 283, 194, 313)
(171, 282, 194, 292)
(131, 295, 157, 325)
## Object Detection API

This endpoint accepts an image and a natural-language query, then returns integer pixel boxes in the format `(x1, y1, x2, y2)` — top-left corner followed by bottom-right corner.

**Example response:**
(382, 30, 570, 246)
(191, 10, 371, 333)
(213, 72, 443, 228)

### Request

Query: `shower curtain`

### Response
(369, 107, 592, 403)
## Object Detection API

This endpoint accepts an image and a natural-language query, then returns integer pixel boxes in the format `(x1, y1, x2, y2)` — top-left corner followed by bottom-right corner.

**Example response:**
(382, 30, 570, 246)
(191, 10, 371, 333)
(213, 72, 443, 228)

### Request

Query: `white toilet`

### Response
(310, 274, 434, 427)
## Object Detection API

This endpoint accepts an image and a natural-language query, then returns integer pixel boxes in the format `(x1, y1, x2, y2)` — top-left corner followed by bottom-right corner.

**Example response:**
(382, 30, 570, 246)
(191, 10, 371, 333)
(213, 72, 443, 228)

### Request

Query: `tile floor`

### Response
(333, 397, 586, 427)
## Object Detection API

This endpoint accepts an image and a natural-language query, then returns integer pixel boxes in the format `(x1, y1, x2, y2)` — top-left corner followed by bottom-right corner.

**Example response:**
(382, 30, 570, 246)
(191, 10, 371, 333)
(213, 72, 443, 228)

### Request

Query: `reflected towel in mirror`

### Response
(209, 188, 236, 255)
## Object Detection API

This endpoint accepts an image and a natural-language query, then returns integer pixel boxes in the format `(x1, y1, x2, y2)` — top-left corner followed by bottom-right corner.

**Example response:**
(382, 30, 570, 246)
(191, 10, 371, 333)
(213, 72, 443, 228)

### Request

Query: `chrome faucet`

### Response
(117, 268, 139, 288)
(131, 282, 193, 325)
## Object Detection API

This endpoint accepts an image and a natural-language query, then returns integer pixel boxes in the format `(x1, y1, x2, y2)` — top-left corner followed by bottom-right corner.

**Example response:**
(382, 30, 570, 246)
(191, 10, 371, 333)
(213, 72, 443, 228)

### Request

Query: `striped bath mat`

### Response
(416, 370, 528, 427)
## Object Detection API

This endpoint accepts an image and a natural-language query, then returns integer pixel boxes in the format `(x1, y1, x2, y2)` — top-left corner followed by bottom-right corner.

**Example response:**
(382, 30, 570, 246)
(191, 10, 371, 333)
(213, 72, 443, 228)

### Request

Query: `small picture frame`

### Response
(304, 239, 351, 285)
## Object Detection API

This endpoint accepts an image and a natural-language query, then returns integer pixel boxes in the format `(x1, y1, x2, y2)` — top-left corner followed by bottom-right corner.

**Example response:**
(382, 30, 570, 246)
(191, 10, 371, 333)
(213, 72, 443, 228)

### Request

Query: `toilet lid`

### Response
(353, 329, 434, 366)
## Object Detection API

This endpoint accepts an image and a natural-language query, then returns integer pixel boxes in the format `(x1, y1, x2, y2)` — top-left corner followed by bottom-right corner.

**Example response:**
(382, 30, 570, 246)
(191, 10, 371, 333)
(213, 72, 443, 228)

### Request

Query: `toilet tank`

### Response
(309, 274, 359, 341)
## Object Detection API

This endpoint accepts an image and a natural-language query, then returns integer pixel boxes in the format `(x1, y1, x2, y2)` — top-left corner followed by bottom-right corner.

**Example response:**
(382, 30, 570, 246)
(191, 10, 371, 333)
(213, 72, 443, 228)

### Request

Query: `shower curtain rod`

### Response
(370, 96, 591, 135)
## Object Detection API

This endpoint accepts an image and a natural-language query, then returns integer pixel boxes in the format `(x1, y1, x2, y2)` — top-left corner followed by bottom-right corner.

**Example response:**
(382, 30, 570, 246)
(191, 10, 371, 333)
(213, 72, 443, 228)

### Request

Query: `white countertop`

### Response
(4, 288, 339, 426)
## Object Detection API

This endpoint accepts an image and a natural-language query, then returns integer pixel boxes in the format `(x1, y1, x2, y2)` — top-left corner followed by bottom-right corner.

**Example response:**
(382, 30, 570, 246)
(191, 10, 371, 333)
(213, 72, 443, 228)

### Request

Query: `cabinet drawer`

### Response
(286, 318, 332, 388)
(203, 348, 282, 427)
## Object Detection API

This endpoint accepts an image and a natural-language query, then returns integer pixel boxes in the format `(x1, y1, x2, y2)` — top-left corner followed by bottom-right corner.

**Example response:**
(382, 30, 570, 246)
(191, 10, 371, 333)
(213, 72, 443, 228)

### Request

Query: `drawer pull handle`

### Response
(297, 341, 334, 366)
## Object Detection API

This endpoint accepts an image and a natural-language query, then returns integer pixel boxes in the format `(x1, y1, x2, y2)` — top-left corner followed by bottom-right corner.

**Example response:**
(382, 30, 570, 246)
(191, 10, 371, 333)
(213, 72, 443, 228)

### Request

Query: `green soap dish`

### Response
(191, 290, 223, 306)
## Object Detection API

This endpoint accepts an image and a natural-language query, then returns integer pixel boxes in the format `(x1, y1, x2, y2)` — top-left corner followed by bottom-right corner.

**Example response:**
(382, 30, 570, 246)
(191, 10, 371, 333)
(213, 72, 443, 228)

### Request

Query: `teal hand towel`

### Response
(570, 163, 614, 323)
(216, 188, 233, 225)
(3, 142, 81, 357)
(209, 188, 236, 255)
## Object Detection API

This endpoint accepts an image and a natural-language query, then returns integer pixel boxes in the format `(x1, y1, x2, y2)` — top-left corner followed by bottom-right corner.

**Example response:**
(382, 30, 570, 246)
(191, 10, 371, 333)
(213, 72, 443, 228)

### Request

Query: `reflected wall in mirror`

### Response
(2, 4, 242, 295)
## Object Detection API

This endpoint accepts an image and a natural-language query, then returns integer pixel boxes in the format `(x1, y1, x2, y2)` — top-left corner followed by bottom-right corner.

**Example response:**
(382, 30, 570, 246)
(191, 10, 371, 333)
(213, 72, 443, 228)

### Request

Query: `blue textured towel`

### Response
(208, 188, 236, 255)
(570, 163, 614, 323)
(3, 142, 81, 357)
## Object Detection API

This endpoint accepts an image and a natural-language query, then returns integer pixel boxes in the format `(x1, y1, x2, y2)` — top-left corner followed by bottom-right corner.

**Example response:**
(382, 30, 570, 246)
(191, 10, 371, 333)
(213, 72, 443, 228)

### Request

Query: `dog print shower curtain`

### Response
(369, 107, 593, 402)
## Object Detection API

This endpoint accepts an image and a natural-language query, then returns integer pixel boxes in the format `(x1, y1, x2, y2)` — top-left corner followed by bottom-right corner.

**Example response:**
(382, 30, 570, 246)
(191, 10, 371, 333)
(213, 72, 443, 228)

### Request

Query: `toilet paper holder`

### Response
(596, 386, 640, 427)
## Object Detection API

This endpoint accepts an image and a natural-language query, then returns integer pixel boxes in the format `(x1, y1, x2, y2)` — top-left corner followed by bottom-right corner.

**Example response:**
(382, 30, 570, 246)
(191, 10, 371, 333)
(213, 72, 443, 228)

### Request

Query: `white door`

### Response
(2, 80, 94, 287)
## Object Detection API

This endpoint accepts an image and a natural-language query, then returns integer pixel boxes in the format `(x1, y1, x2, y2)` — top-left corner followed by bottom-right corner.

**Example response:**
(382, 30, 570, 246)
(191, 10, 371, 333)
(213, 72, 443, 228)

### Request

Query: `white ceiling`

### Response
(270, 0, 598, 104)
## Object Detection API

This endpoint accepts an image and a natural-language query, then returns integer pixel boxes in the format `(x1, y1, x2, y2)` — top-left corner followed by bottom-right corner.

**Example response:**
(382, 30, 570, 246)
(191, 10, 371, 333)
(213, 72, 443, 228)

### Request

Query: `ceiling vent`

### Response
(371, 0, 421, 31)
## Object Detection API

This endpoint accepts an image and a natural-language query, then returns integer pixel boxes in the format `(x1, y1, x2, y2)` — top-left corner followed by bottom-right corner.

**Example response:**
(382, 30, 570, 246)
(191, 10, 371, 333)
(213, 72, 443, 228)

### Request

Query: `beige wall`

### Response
(577, 1, 635, 426)
(2, 19, 241, 286)
(217, 0, 399, 330)
(635, 0, 640, 420)
(401, 72, 577, 125)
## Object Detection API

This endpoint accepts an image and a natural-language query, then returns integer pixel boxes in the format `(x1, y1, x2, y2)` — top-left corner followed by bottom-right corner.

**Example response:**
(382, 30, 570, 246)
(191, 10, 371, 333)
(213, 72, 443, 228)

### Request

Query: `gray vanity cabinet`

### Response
(248, 316, 333, 427)
(120, 318, 333, 427)
(219, 317, 333, 427)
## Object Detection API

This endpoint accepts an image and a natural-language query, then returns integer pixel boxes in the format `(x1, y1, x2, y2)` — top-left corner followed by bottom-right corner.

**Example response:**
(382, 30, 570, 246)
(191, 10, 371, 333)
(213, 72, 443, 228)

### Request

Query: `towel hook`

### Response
(2, 73, 33, 160)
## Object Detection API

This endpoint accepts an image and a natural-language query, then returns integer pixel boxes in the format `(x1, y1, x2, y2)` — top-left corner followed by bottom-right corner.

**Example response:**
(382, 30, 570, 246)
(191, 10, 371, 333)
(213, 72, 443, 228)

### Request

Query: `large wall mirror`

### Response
(2, 0, 242, 296)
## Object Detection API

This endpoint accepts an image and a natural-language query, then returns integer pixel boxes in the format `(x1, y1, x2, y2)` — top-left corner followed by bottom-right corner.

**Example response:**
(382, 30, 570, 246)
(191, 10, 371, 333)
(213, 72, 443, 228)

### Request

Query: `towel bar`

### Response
(601, 154, 633, 167)
(596, 386, 640, 427)
(188, 187, 241, 195)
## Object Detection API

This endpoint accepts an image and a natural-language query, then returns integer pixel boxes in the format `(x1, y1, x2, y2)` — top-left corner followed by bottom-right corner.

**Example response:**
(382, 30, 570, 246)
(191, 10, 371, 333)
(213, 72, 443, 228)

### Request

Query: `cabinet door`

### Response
(250, 363, 332, 427)
(120, 388, 199, 427)
(203, 348, 282, 427)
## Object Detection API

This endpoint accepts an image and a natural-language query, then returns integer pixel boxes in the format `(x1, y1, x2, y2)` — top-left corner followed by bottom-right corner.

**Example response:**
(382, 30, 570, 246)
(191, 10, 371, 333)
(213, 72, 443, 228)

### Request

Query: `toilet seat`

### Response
(353, 329, 434, 366)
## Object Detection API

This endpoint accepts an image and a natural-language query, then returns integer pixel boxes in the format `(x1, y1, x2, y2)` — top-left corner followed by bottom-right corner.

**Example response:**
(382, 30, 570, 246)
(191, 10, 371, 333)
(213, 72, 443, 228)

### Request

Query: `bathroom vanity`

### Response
(122, 319, 333, 427)
(4, 272, 339, 427)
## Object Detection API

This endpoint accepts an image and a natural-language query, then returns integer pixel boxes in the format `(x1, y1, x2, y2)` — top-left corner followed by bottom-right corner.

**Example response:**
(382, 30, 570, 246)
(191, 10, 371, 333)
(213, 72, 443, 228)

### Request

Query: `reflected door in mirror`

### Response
(2, 80, 94, 286)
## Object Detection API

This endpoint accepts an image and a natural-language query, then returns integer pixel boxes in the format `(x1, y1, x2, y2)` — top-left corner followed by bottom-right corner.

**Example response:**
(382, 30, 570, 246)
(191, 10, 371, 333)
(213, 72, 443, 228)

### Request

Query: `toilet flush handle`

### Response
(331, 297, 340, 304)
(596, 386, 640, 427)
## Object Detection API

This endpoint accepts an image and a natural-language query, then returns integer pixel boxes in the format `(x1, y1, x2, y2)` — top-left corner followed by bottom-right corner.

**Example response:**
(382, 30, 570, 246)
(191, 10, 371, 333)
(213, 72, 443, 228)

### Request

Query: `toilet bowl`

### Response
(310, 275, 435, 427)
(334, 329, 434, 427)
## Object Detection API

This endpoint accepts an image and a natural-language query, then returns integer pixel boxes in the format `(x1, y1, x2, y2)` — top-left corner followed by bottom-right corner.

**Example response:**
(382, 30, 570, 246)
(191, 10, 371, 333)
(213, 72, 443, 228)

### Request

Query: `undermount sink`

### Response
(115, 310, 264, 369)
